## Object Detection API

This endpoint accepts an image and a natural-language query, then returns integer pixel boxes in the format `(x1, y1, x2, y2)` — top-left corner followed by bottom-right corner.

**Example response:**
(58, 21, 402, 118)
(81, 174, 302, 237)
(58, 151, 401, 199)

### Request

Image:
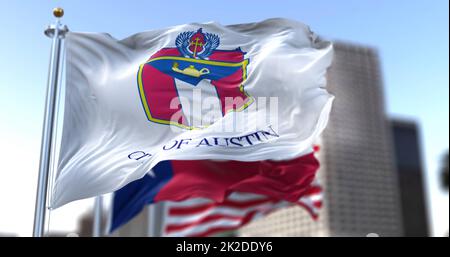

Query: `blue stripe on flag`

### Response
(110, 161, 173, 232)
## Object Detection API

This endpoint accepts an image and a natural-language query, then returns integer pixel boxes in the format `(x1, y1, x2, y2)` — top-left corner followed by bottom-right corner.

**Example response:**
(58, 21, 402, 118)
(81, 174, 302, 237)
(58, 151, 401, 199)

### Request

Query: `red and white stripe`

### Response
(162, 183, 323, 237)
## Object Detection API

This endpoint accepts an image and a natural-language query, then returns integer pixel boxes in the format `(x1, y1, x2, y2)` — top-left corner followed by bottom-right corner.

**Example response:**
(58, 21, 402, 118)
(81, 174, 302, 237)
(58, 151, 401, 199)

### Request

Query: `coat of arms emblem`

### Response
(138, 28, 253, 129)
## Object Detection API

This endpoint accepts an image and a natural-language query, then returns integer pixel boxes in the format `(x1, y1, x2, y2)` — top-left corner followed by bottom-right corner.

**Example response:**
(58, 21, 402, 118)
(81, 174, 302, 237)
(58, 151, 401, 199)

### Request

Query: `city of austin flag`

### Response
(51, 18, 334, 208)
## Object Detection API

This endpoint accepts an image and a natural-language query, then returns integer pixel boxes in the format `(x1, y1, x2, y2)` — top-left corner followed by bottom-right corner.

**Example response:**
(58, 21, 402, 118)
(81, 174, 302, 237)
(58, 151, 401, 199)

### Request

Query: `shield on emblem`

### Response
(137, 29, 253, 130)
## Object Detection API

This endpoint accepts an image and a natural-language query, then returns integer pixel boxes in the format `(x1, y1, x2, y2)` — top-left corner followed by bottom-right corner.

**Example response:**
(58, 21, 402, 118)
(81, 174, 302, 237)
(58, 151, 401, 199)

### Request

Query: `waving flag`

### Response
(110, 153, 319, 232)
(162, 185, 322, 237)
(52, 18, 333, 208)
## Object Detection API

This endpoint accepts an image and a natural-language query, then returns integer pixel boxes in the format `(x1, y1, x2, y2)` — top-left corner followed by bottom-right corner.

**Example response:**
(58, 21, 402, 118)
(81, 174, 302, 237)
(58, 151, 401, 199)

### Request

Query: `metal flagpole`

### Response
(158, 202, 165, 237)
(147, 202, 164, 237)
(147, 204, 156, 236)
(33, 7, 68, 237)
(93, 196, 103, 237)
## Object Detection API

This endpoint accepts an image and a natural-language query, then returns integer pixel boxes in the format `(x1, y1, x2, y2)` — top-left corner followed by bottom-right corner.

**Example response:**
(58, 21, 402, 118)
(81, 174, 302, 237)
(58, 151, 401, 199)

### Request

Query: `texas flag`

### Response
(110, 151, 321, 233)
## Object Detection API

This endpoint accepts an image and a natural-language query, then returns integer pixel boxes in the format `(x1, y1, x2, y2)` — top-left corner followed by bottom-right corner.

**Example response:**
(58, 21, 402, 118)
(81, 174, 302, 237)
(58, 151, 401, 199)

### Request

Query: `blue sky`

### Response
(0, 0, 448, 236)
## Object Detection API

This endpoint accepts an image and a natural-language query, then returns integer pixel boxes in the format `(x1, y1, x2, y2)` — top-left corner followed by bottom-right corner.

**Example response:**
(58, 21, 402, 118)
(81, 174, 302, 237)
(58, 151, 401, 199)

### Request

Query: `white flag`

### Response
(52, 18, 334, 208)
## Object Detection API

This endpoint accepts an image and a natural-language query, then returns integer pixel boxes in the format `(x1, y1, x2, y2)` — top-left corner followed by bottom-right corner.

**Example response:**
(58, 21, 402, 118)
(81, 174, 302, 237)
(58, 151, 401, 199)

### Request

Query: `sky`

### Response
(0, 0, 448, 236)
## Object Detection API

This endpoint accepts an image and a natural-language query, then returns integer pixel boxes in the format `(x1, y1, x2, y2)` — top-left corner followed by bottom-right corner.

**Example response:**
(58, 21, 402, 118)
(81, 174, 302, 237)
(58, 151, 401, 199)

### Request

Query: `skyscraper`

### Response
(391, 120, 429, 236)
(240, 42, 403, 237)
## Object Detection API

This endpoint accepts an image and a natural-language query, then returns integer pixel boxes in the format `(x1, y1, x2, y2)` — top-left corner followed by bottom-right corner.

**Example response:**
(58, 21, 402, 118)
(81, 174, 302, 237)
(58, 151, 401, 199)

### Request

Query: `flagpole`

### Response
(147, 202, 164, 236)
(158, 202, 165, 237)
(93, 196, 103, 237)
(33, 7, 68, 237)
(147, 204, 156, 236)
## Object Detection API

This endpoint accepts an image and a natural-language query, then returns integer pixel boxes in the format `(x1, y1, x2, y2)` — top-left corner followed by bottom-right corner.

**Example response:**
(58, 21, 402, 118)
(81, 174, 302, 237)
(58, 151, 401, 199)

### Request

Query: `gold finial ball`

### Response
(53, 7, 64, 18)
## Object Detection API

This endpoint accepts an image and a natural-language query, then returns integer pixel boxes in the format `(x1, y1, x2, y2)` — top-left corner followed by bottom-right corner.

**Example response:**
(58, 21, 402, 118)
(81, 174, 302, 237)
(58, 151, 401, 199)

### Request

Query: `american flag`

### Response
(162, 182, 322, 237)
